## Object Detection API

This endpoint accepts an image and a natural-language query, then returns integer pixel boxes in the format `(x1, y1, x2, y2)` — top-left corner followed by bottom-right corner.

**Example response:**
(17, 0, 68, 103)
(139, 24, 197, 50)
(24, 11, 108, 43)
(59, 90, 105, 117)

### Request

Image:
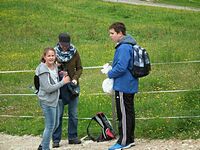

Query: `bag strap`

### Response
(87, 117, 98, 141)
(127, 44, 136, 78)
(87, 115, 107, 142)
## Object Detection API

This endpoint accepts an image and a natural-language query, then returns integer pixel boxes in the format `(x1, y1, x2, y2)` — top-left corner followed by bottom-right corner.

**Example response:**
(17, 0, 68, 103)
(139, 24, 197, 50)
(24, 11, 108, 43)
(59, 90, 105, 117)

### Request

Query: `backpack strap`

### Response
(87, 114, 107, 142)
(87, 113, 115, 142)
(87, 117, 99, 141)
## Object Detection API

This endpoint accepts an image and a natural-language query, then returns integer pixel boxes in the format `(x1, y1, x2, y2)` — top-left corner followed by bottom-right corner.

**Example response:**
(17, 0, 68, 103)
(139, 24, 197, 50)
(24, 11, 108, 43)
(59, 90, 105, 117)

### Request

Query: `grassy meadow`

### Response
(0, 0, 200, 139)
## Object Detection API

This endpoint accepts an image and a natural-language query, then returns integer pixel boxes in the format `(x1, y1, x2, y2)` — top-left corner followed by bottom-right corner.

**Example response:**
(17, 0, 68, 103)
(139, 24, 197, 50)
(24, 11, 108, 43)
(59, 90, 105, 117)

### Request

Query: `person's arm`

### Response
(72, 52, 83, 81)
(108, 44, 131, 78)
(39, 73, 68, 93)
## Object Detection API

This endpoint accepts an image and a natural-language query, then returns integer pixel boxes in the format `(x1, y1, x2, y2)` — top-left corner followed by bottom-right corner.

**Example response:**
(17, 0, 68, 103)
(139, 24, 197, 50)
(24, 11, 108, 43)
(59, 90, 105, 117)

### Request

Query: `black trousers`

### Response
(115, 91, 135, 146)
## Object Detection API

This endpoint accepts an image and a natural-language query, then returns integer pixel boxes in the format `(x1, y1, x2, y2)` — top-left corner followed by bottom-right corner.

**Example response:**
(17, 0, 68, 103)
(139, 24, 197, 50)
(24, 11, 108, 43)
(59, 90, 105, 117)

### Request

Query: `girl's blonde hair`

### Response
(40, 47, 56, 63)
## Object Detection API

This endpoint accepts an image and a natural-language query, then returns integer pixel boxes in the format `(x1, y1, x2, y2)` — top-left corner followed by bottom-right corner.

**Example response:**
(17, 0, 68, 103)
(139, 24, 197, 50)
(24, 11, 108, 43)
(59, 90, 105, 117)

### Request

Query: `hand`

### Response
(63, 75, 70, 84)
(62, 71, 68, 76)
(101, 63, 112, 74)
(59, 71, 68, 77)
(56, 62, 61, 67)
(72, 79, 77, 85)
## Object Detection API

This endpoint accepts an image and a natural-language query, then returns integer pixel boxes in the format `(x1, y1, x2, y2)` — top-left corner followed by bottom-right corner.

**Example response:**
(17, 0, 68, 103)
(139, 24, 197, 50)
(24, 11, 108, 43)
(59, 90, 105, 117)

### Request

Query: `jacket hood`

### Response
(117, 34, 137, 46)
(35, 63, 50, 76)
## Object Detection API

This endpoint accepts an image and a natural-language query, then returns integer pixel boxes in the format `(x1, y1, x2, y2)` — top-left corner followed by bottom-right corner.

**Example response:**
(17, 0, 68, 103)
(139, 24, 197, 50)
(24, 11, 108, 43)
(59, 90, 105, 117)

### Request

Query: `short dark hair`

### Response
(109, 22, 126, 35)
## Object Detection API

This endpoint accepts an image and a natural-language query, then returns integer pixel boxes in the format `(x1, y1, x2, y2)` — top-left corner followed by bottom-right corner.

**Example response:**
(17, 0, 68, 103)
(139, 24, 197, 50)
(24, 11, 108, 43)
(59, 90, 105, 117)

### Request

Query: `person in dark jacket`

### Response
(52, 33, 83, 147)
(107, 22, 139, 150)
(36, 47, 70, 150)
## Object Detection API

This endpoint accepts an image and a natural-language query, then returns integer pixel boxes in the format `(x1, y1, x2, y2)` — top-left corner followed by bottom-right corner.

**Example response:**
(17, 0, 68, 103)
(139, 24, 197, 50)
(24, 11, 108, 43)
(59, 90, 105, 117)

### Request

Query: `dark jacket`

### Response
(57, 51, 83, 84)
(55, 44, 83, 103)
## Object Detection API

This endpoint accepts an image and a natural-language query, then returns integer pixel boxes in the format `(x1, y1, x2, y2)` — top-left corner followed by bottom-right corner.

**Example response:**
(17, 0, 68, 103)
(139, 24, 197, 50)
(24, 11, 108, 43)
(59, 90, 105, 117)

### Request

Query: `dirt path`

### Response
(103, 0, 200, 11)
(0, 133, 200, 150)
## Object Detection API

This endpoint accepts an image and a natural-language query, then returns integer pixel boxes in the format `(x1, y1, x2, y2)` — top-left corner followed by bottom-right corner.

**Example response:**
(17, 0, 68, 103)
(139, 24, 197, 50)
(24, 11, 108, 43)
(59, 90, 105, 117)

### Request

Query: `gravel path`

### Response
(0, 133, 200, 150)
(103, 0, 200, 11)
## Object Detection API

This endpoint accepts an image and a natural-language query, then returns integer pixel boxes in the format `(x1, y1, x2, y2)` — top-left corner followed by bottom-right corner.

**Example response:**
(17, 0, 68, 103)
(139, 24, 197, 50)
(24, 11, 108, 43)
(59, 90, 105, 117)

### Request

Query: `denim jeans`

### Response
(52, 97, 78, 143)
(40, 101, 60, 150)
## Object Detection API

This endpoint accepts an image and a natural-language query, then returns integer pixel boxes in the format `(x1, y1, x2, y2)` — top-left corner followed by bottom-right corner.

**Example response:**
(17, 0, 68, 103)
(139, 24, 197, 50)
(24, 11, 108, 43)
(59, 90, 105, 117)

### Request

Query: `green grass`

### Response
(0, 0, 200, 69)
(0, 0, 200, 139)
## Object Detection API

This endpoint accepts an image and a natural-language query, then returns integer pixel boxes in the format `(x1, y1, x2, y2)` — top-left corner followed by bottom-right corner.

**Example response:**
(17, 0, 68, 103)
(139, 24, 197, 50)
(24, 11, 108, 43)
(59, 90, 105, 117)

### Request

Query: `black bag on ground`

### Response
(87, 112, 115, 142)
(129, 44, 151, 78)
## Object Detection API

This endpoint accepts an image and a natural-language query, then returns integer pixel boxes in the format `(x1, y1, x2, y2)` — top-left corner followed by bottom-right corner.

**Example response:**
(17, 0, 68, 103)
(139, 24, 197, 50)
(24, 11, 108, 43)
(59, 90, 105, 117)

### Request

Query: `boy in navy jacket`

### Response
(108, 22, 138, 150)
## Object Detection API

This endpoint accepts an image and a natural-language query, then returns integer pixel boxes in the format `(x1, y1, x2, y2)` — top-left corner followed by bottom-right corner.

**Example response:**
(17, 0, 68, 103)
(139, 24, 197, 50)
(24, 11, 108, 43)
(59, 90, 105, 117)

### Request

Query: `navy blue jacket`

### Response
(108, 35, 139, 94)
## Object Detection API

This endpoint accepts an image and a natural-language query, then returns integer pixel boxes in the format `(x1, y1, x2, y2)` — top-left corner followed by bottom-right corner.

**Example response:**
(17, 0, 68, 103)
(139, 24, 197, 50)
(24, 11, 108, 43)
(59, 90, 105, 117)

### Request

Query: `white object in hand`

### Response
(102, 78, 114, 94)
(72, 79, 77, 85)
(101, 63, 112, 74)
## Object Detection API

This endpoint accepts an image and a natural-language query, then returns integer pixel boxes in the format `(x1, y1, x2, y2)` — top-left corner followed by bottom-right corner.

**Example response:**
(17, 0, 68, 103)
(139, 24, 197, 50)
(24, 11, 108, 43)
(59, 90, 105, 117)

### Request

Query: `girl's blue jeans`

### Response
(40, 101, 60, 150)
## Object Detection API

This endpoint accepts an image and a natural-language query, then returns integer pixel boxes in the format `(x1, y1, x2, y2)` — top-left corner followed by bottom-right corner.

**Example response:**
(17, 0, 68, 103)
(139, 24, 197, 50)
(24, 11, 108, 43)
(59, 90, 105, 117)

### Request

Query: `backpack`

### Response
(129, 44, 151, 78)
(34, 75, 40, 94)
(87, 112, 115, 142)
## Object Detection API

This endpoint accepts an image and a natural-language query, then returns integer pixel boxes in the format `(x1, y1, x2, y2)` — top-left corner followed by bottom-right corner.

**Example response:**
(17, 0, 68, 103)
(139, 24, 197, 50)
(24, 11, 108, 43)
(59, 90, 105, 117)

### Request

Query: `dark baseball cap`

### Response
(59, 33, 70, 47)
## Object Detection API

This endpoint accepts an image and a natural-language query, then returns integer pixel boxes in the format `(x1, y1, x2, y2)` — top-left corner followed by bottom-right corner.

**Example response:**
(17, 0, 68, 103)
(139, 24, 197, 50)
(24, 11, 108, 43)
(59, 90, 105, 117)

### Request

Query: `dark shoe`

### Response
(37, 144, 42, 150)
(52, 142, 60, 148)
(68, 138, 81, 144)
(123, 142, 135, 149)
